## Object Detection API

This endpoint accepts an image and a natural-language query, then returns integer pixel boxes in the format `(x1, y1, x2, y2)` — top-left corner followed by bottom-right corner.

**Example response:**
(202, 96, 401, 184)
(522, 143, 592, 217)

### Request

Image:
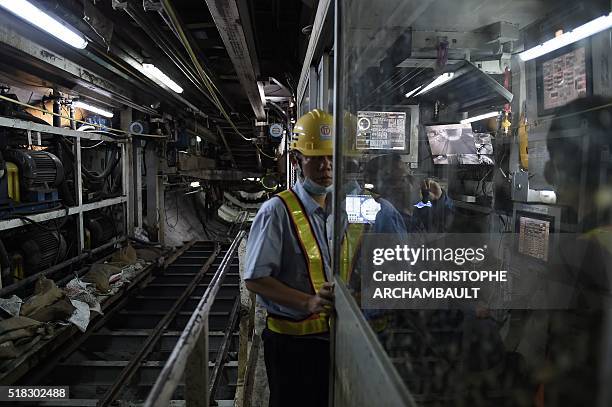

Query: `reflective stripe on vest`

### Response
(267, 189, 329, 335)
(340, 223, 365, 284)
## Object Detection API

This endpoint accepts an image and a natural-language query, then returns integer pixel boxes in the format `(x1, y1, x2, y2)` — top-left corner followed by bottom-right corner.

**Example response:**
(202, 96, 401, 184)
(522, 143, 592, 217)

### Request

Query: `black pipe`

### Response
(0, 236, 126, 298)
(58, 137, 121, 181)
(69, 105, 76, 130)
(56, 266, 89, 288)
(53, 95, 61, 128)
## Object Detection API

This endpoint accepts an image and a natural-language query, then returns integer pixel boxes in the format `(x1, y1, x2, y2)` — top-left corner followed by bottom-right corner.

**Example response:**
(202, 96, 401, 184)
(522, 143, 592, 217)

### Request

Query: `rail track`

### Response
(11, 240, 242, 406)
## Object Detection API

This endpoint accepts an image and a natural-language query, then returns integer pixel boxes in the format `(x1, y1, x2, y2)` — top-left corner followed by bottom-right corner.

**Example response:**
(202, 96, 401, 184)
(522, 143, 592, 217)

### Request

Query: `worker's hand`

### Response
(422, 179, 443, 201)
(306, 282, 335, 314)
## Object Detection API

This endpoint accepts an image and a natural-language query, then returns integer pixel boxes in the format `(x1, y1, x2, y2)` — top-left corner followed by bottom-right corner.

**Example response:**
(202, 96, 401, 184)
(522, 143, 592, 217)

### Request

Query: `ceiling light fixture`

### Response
(73, 101, 113, 118)
(404, 85, 423, 98)
(0, 0, 88, 49)
(416, 73, 455, 96)
(519, 13, 612, 61)
(142, 63, 183, 93)
(460, 111, 500, 124)
(190, 181, 200, 188)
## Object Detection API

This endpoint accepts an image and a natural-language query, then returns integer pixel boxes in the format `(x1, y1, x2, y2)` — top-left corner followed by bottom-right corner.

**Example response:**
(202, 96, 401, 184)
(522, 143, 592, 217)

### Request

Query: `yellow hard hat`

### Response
(290, 109, 333, 156)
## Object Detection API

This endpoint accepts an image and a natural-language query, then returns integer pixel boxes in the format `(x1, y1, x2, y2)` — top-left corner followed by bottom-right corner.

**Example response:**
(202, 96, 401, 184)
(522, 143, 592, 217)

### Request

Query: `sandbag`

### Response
(27, 298, 75, 323)
(0, 340, 19, 359)
(0, 316, 42, 345)
(136, 248, 162, 262)
(111, 244, 137, 265)
(0, 317, 48, 360)
(82, 263, 121, 293)
(20, 278, 63, 317)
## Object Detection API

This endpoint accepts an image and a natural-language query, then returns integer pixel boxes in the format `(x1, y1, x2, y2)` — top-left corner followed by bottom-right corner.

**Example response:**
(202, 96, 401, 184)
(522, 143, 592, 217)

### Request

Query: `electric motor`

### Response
(19, 231, 67, 273)
(85, 214, 117, 248)
(3, 149, 64, 192)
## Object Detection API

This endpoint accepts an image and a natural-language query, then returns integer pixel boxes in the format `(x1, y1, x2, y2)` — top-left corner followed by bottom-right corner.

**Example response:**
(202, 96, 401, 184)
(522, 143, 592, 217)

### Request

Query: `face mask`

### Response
(302, 177, 333, 195)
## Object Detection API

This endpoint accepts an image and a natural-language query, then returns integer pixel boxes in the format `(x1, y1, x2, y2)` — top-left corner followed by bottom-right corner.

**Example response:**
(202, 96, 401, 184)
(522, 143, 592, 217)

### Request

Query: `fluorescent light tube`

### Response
(460, 111, 499, 124)
(416, 73, 455, 96)
(142, 64, 184, 93)
(73, 101, 113, 118)
(258, 82, 267, 106)
(519, 13, 612, 61)
(0, 0, 87, 49)
(404, 85, 423, 98)
(190, 181, 200, 188)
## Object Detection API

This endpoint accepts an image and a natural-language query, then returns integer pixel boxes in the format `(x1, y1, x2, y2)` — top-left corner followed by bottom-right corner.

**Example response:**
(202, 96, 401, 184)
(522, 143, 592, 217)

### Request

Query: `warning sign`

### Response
(356, 111, 406, 150)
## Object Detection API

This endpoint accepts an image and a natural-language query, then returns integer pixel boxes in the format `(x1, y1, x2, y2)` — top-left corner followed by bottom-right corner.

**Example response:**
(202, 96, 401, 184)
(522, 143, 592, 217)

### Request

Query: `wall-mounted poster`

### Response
(537, 41, 592, 116)
(542, 47, 587, 110)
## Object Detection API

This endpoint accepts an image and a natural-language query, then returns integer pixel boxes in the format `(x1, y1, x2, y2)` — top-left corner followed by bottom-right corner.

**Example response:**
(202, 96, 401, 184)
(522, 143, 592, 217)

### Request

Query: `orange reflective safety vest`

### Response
(266, 189, 364, 335)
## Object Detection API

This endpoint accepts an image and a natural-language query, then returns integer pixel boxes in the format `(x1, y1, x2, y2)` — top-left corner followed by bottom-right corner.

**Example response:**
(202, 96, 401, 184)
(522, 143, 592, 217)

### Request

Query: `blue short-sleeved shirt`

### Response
(243, 181, 332, 320)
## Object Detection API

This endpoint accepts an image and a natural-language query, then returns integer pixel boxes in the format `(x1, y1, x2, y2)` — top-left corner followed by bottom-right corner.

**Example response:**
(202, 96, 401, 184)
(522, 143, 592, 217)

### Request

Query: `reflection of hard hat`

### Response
(290, 109, 333, 156)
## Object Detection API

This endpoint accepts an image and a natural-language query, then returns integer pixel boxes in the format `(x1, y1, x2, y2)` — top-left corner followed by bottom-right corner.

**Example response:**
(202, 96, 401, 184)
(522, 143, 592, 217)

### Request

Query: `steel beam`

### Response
(204, 0, 266, 120)
(145, 145, 160, 242)
(0, 196, 127, 231)
(217, 125, 238, 169)
(297, 0, 332, 106)
(134, 140, 144, 229)
(121, 107, 135, 237)
(183, 169, 262, 181)
(0, 117, 123, 142)
(76, 137, 85, 253)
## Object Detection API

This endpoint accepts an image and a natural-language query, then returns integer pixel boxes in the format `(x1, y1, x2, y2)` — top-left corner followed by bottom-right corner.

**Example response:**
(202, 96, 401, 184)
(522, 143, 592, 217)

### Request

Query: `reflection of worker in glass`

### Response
(365, 153, 453, 233)
(535, 97, 612, 407)
(340, 114, 407, 235)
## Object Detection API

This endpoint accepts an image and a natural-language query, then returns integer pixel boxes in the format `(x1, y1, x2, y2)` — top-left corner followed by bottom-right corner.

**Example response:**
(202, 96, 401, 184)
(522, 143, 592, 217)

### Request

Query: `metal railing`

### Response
(144, 230, 246, 407)
(226, 210, 249, 241)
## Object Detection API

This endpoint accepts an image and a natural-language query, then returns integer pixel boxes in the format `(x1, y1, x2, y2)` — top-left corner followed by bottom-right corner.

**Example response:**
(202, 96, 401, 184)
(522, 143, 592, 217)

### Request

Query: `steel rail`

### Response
(97, 242, 222, 406)
(209, 297, 241, 400)
(143, 230, 246, 407)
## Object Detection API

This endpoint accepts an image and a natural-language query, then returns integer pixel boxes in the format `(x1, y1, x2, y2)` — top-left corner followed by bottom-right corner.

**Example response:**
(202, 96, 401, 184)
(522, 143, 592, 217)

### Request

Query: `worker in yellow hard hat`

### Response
(243, 109, 335, 407)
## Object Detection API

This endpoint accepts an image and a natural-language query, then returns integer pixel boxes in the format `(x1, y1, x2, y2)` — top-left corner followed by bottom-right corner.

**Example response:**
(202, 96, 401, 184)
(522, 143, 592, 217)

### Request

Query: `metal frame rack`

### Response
(0, 114, 136, 288)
